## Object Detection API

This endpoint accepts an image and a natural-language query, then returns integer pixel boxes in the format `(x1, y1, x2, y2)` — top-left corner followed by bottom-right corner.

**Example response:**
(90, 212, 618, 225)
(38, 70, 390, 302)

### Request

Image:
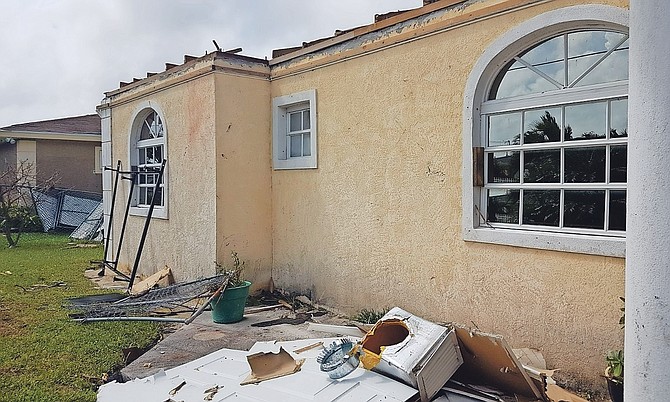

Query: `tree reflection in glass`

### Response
(488, 152, 520, 183)
(487, 189, 519, 224)
(523, 190, 560, 226)
(565, 147, 606, 183)
(564, 190, 605, 229)
(523, 109, 561, 144)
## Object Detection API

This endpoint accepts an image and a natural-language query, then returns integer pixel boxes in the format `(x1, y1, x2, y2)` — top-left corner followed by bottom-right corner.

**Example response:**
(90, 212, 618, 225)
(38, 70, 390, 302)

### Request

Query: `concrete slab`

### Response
(121, 307, 359, 381)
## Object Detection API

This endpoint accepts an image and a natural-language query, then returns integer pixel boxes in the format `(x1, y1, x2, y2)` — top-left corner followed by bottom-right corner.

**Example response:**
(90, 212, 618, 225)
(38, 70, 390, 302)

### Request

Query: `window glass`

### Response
(489, 113, 521, 147)
(565, 102, 607, 140)
(610, 99, 628, 138)
(303, 110, 310, 130)
(609, 190, 626, 231)
(480, 30, 627, 238)
(290, 135, 302, 157)
(303, 134, 311, 157)
(565, 147, 606, 183)
(523, 108, 561, 144)
(523, 190, 560, 226)
(564, 190, 605, 229)
(488, 151, 520, 183)
(491, 31, 628, 100)
(524, 150, 560, 183)
(487, 189, 519, 224)
(289, 112, 302, 132)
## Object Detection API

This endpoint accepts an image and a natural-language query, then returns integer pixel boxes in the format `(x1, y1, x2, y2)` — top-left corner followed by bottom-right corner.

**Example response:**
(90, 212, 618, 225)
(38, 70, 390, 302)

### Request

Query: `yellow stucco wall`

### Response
(108, 70, 218, 282)
(270, 0, 628, 387)
(214, 72, 273, 290)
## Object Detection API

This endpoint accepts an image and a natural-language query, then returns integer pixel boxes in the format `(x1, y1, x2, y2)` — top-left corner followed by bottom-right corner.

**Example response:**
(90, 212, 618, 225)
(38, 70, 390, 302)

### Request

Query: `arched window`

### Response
(463, 6, 628, 256)
(130, 106, 167, 218)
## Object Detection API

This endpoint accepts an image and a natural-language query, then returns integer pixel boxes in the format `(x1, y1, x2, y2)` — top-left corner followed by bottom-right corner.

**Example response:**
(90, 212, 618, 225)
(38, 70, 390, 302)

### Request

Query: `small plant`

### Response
(215, 251, 246, 288)
(354, 308, 389, 324)
(605, 349, 624, 384)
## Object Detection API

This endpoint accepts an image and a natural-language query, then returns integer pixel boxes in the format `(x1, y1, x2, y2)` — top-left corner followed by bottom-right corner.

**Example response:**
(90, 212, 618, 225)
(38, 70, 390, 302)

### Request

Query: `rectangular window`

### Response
(481, 97, 627, 235)
(272, 89, 317, 170)
(136, 143, 164, 207)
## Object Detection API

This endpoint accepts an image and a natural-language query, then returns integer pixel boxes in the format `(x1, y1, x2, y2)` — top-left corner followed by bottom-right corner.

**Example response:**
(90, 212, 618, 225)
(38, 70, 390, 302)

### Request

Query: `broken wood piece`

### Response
(278, 299, 293, 310)
(244, 304, 285, 314)
(203, 385, 220, 400)
(307, 322, 367, 337)
(130, 266, 172, 295)
(168, 380, 186, 395)
(240, 347, 305, 385)
(293, 341, 323, 354)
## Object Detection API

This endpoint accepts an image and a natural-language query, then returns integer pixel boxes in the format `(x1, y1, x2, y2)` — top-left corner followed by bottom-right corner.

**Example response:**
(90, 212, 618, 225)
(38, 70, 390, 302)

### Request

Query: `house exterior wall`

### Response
(35, 139, 101, 193)
(106, 70, 218, 282)
(0, 143, 16, 180)
(214, 72, 273, 290)
(269, 0, 627, 386)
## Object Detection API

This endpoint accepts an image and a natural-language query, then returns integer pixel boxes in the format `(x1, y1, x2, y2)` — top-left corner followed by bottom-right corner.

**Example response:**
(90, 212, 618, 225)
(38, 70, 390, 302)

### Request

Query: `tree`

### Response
(0, 160, 55, 247)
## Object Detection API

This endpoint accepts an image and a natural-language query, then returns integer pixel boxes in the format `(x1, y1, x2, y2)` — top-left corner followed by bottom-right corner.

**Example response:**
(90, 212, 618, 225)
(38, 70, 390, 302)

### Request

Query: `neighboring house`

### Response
(99, 0, 632, 389)
(0, 114, 102, 193)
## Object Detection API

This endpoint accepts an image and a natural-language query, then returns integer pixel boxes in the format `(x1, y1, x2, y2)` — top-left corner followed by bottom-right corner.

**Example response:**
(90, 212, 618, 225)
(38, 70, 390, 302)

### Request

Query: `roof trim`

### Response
(0, 129, 100, 142)
(269, 0, 467, 65)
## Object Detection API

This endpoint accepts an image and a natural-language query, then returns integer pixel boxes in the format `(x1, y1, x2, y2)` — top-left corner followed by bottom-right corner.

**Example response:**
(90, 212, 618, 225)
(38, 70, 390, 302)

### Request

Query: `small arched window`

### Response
(480, 29, 628, 235)
(130, 107, 167, 217)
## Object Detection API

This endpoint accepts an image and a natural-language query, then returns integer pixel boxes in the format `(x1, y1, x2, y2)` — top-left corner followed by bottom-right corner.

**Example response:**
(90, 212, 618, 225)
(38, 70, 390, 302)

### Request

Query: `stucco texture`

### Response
(108, 73, 218, 283)
(270, 0, 627, 386)
(214, 72, 273, 290)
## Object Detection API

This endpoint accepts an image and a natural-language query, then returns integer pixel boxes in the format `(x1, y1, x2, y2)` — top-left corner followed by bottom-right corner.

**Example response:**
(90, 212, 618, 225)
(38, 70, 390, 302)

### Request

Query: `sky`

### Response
(0, 0, 420, 128)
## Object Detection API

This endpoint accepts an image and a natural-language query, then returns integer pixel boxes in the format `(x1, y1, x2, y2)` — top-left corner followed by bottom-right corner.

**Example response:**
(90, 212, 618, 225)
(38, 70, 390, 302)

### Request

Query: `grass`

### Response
(0, 233, 161, 402)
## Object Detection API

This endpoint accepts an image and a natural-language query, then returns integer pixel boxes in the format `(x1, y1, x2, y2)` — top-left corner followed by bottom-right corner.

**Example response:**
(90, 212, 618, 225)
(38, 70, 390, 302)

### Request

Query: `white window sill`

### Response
(130, 206, 168, 220)
(274, 156, 317, 170)
(463, 226, 625, 257)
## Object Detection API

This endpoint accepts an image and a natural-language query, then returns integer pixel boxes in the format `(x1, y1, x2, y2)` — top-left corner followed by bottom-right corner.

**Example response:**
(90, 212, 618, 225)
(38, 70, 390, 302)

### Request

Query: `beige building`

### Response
(0, 114, 102, 194)
(100, 0, 629, 389)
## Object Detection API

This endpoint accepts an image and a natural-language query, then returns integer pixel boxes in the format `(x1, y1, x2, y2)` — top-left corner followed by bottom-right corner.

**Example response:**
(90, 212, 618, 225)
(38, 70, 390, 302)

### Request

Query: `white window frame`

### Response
(461, 5, 628, 257)
(94, 146, 102, 174)
(273, 89, 317, 170)
(128, 101, 168, 219)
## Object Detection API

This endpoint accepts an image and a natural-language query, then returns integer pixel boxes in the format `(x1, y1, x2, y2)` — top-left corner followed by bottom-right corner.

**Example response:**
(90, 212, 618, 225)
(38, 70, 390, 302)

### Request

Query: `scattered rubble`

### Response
(95, 304, 590, 402)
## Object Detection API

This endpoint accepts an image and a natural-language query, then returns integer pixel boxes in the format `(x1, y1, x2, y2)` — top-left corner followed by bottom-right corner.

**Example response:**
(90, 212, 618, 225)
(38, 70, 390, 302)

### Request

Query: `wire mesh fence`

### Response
(65, 274, 227, 321)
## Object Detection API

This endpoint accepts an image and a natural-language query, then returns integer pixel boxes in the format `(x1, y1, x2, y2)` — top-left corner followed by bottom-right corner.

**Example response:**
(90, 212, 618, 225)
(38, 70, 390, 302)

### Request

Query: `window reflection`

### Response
(487, 189, 519, 224)
(565, 147, 606, 183)
(491, 30, 629, 100)
(524, 150, 560, 183)
(524, 108, 561, 144)
(488, 151, 520, 183)
(610, 99, 628, 138)
(489, 113, 521, 146)
(523, 190, 560, 226)
(609, 190, 626, 231)
(564, 190, 605, 229)
(565, 102, 607, 140)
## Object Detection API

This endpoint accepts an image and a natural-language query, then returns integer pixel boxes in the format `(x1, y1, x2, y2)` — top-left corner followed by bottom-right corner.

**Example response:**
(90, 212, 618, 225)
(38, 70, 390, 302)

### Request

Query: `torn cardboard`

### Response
(452, 326, 544, 399)
(240, 347, 305, 385)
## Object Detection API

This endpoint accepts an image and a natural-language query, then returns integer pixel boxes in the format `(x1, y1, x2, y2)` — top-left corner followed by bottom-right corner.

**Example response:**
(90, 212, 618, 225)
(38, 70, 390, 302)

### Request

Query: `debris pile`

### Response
(95, 305, 589, 402)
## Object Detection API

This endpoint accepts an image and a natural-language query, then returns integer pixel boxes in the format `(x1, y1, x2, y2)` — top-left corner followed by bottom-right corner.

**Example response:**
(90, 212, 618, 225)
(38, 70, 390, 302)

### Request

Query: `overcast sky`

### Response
(0, 1, 419, 128)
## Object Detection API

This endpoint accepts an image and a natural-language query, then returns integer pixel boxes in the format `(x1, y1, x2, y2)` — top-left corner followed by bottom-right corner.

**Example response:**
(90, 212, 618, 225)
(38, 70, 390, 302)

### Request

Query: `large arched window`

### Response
(462, 6, 628, 257)
(130, 105, 167, 218)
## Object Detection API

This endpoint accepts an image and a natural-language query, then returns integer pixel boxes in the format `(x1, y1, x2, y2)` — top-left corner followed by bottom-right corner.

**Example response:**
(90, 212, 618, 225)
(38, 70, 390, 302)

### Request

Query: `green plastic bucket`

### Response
(210, 281, 251, 324)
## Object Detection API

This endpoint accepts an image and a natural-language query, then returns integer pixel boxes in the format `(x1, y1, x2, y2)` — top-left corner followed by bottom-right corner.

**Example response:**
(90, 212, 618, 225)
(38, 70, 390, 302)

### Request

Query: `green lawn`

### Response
(0, 233, 161, 402)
